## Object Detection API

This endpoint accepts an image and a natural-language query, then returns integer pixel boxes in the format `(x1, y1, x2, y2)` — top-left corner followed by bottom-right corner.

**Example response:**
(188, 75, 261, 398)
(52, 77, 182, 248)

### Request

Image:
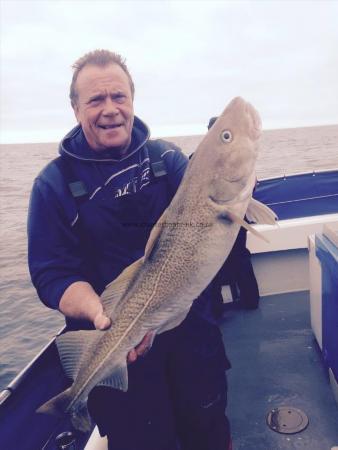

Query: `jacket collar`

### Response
(59, 116, 150, 163)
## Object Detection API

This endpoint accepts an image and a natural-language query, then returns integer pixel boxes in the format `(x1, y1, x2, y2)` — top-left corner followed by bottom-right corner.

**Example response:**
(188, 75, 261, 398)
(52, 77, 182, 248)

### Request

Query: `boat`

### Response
(0, 168, 337, 450)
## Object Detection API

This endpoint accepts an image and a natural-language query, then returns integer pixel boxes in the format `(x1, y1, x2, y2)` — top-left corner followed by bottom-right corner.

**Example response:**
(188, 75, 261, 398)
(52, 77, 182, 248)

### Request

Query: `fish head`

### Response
(199, 97, 262, 202)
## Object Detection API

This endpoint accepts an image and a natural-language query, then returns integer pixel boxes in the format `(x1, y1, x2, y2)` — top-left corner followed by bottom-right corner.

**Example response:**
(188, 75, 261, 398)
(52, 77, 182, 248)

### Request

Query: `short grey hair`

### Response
(69, 49, 135, 107)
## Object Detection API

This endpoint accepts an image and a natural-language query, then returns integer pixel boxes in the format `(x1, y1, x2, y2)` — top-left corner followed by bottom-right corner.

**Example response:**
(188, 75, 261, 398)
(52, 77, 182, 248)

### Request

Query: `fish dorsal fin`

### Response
(101, 257, 144, 318)
(97, 362, 129, 392)
(246, 198, 278, 225)
(220, 209, 270, 243)
(56, 329, 103, 380)
(144, 208, 168, 260)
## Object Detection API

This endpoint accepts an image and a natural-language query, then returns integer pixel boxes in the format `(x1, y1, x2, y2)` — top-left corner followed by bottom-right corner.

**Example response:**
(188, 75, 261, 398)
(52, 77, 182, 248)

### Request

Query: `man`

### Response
(28, 50, 231, 450)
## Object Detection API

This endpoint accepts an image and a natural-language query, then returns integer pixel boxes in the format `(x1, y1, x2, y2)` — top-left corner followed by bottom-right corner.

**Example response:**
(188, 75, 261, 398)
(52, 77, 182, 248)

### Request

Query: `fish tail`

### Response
(70, 404, 93, 432)
(36, 387, 72, 417)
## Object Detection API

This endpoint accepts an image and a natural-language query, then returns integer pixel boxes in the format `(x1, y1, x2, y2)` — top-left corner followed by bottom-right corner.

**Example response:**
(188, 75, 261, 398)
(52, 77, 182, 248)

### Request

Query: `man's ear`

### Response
(73, 103, 81, 124)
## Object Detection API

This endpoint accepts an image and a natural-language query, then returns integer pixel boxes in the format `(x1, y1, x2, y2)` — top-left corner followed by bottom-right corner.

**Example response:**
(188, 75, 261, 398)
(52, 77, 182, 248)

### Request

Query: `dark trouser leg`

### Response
(87, 312, 231, 450)
(87, 330, 179, 450)
(169, 313, 231, 450)
(227, 227, 260, 309)
(203, 271, 226, 321)
(236, 247, 260, 308)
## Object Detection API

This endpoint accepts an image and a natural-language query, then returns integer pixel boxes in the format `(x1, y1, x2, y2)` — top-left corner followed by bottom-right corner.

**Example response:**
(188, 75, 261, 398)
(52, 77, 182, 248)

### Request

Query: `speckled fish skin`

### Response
(38, 97, 265, 431)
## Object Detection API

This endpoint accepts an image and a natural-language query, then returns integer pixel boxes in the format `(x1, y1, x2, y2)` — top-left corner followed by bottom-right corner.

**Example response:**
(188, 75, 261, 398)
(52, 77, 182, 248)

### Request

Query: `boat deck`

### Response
(220, 291, 338, 450)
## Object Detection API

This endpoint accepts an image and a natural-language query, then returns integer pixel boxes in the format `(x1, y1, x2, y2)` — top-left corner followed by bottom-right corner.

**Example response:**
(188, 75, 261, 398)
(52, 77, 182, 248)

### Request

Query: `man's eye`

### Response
(114, 94, 126, 103)
(87, 98, 101, 105)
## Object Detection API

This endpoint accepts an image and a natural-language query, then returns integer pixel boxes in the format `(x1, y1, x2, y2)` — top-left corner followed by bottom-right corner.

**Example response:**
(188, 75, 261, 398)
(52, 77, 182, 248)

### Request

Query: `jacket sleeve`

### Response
(27, 177, 87, 309)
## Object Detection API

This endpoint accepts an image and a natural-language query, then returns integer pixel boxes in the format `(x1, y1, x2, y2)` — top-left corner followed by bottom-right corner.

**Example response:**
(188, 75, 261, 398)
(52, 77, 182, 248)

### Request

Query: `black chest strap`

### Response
(147, 140, 168, 178)
(53, 141, 169, 205)
(53, 156, 89, 207)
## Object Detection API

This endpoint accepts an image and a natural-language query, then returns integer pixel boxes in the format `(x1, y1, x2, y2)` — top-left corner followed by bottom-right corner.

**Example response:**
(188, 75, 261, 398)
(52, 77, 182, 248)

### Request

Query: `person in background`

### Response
(191, 117, 260, 319)
(27, 50, 232, 450)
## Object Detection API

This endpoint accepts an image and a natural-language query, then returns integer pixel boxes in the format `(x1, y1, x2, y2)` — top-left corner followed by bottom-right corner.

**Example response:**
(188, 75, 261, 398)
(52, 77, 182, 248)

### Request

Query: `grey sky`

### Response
(1, 0, 338, 143)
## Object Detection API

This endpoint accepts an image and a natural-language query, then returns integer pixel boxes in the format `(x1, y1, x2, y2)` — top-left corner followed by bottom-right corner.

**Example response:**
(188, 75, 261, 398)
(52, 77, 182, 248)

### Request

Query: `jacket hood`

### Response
(59, 116, 150, 163)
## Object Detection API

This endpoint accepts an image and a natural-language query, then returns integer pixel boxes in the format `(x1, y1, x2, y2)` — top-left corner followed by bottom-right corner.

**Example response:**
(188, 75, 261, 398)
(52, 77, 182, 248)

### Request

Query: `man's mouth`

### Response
(98, 123, 123, 129)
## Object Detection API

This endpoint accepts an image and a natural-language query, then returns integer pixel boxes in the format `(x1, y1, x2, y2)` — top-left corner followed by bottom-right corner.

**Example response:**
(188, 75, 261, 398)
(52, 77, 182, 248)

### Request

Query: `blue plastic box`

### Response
(315, 233, 338, 390)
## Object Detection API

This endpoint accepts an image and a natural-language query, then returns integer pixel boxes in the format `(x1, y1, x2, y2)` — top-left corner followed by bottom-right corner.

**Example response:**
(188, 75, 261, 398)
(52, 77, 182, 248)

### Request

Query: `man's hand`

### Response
(127, 331, 155, 364)
(59, 281, 154, 362)
(59, 281, 111, 329)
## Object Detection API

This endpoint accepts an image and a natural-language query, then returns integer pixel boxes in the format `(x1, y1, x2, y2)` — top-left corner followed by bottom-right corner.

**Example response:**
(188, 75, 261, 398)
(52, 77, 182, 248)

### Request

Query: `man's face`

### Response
(73, 64, 134, 154)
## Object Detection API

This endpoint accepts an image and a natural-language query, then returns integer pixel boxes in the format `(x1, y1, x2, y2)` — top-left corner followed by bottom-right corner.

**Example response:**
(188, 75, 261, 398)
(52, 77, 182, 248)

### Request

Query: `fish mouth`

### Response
(209, 182, 252, 205)
(209, 195, 233, 205)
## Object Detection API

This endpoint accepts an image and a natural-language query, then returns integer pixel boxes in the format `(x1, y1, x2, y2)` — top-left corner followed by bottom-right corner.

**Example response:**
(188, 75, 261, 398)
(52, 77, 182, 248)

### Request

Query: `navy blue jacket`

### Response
(28, 117, 188, 309)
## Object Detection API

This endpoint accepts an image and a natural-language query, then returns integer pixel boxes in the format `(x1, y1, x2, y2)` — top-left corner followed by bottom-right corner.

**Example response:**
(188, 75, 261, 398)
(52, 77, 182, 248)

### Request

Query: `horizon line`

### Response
(1, 120, 337, 145)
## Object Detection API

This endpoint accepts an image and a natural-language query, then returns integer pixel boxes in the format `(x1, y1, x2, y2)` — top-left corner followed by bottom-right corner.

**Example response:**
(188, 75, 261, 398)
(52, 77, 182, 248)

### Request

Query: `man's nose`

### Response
(102, 98, 119, 116)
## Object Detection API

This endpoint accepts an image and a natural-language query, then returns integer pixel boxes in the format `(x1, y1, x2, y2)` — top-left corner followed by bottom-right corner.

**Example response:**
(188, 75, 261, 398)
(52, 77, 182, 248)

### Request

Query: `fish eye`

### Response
(220, 130, 233, 143)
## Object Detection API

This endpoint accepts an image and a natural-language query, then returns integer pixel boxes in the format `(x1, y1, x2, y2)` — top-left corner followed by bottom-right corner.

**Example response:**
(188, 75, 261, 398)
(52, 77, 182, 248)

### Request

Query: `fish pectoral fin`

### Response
(144, 208, 168, 260)
(97, 363, 129, 392)
(56, 329, 103, 380)
(102, 257, 144, 318)
(246, 198, 278, 225)
(219, 209, 270, 243)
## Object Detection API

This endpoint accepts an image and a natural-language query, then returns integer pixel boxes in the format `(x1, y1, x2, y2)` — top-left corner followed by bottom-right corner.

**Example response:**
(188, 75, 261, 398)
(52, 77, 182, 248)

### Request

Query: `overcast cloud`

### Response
(1, 0, 338, 143)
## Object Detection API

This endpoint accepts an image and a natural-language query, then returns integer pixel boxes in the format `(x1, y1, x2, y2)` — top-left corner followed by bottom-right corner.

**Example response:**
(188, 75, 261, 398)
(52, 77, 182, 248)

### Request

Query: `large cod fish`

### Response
(37, 97, 277, 430)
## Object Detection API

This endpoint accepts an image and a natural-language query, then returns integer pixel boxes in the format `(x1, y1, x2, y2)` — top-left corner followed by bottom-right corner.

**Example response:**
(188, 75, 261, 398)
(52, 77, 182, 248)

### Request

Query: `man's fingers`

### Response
(127, 349, 137, 364)
(94, 312, 111, 330)
(135, 331, 155, 356)
(127, 331, 155, 364)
